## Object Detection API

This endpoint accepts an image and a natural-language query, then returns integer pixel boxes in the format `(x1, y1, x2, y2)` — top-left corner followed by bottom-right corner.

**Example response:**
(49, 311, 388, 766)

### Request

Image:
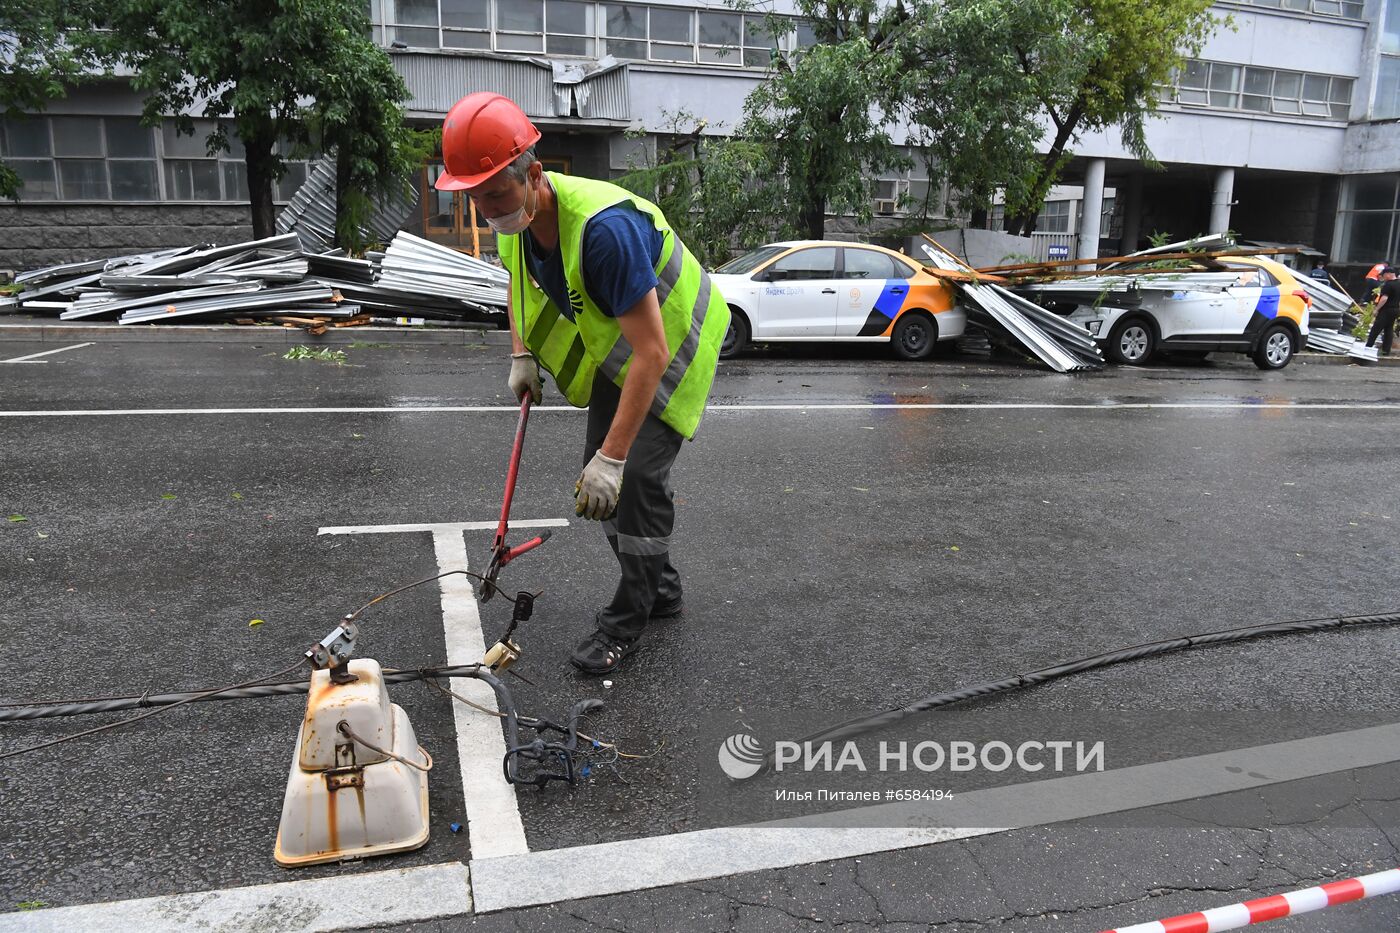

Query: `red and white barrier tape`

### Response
(1103, 867, 1400, 933)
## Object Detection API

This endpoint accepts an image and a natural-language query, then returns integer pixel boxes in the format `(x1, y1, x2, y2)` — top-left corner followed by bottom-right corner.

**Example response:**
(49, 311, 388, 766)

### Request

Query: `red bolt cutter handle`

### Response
(483, 395, 547, 601)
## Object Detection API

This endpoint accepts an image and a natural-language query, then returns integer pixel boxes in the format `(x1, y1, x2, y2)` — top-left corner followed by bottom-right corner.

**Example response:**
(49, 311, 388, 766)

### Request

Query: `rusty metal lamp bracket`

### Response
(305, 617, 360, 684)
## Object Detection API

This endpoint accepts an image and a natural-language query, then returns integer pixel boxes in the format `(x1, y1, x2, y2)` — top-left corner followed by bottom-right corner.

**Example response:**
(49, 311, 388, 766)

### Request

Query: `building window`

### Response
(0, 116, 58, 200)
(442, 0, 489, 48)
(1170, 59, 1351, 120)
(1036, 200, 1072, 233)
(698, 11, 740, 63)
(105, 117, 159, 200)
(381, 0, 800, 66)
(498, 0, 543, 51)
(1, 114, 306, 203)
(1377, 55, 1400, 120)
(649, 6, 694, 62)
(546, 0, 594, 56)
(1335, 174, 1400, 263)
(605, 4, 646, 59)
(1230, 0, 1363, 17)
(392, 0, 440, 46)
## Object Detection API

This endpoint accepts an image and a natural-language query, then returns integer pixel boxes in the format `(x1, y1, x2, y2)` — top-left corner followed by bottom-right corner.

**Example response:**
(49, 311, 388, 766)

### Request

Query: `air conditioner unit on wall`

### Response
(875, 199, 897, 215)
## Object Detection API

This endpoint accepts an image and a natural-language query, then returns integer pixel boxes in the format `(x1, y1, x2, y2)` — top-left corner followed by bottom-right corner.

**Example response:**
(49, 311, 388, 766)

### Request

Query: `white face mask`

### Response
(485, 176, 538, 235)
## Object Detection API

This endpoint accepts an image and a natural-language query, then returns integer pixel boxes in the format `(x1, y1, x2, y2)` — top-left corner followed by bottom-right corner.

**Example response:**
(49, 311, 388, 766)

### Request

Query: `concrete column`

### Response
(1120, 174, 1143, 255)
(1210, 167, 1236, 235)
(1077, 158, 1106, 266)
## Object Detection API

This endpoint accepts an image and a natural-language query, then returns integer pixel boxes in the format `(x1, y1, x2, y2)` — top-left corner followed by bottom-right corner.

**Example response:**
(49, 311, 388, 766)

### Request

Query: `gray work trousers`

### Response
(585, 371, 685, 642)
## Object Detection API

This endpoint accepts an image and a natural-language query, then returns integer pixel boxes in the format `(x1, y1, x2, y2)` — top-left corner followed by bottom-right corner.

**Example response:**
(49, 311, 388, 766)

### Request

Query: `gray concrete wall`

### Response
(0, 204, 254, 275)
(1205, 4, 1366, 76)
(1342, 121, 1400, 173)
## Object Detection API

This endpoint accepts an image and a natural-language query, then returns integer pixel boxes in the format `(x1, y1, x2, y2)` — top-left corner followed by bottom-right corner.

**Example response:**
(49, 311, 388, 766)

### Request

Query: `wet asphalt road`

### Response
(4, 338, 1400, 930)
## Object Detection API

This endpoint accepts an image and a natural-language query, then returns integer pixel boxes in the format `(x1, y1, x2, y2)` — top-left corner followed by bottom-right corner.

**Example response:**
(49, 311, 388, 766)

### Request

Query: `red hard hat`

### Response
(436, 92, 542, 191)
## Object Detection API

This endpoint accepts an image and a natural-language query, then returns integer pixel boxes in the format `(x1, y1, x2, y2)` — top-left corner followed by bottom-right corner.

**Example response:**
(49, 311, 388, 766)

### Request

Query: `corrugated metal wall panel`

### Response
(577, 68, 629, 120)
(392, 53, 553, 116)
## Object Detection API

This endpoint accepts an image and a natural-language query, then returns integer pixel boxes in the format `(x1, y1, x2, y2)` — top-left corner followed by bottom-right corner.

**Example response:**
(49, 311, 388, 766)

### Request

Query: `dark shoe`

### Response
(650, 597, 684, 620)
(571, 629, 639, 675)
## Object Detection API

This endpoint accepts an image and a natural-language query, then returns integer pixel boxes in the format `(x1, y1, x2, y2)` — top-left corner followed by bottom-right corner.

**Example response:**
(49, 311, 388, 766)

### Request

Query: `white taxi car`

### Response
(709, 240, 967, 360)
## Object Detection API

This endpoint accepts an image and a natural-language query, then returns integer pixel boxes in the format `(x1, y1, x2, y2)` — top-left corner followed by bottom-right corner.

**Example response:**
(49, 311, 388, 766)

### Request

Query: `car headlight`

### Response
(1086, 320, 1103, 336)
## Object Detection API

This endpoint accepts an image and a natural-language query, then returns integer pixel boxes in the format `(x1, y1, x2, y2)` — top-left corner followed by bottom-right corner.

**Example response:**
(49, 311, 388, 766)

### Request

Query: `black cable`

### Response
(0, 569, 535, 715)
(0, 665, 486, 722)
(778, 610, 1400, 765)
(0, 658, 308, 763)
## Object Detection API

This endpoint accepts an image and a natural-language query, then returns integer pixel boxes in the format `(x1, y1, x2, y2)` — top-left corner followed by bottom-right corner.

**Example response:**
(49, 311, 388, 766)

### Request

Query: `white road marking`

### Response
(315, 520, 555, 860)
(468, 719, 1400, 912)
(320, 519, 569, 536)
(4, 401, 1400, 417)
(428, 527, 529, 860)
(8, 719, 1399, 926)
(0, 862, 470, 933)
(0, 342, 94, 364)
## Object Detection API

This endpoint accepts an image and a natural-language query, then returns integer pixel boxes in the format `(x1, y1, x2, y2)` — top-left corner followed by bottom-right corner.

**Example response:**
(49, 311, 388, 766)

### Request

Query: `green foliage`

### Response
(998, 0, 1222, 231)
(888, 0, 1088, 216)
(1147, 230, 1174, 248)
(739, 35, 909, 239)
(1353, 300, 1376, 341)
(1, 0, 109, 199)
(283, 346, 346, 364)
(615, 111, 771, 267)
(98, 0, 422, 240)
(705, 0, 1211, 240)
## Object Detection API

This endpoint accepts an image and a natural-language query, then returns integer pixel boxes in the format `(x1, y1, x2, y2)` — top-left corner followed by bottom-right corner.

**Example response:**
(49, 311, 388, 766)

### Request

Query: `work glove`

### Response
(509, 351, 542, 404)
(575, 451, 625, 521)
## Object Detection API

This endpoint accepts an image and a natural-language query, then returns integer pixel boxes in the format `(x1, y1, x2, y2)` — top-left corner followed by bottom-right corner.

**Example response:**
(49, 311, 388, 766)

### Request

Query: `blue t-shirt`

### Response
(522, 203, 663, 321)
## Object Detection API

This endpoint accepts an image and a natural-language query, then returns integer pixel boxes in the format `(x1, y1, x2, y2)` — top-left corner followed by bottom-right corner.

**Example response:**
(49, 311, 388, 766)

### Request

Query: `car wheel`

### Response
(1106, 317, 1155, 365)
(892, 311, 937, 361)
(720, 310, 749, 359)
(1253, 324, 1295, 370)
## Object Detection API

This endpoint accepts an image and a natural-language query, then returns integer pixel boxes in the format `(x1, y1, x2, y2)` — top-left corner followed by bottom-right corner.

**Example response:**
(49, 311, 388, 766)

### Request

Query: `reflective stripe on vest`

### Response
(499, 173, 727, 439)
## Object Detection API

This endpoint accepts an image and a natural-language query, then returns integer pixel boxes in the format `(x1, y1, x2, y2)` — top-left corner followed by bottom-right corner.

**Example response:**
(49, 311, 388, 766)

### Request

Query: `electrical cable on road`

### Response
(6, 583, 1397, 777)
(779, 610, 1400, 767)
(0, 565, 658, 768)
(0, 658, 308, 763)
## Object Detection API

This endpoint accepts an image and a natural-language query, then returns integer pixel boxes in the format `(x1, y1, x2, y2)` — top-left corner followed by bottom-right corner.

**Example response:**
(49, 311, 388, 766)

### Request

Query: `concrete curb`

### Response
(0, 317, 512, 346)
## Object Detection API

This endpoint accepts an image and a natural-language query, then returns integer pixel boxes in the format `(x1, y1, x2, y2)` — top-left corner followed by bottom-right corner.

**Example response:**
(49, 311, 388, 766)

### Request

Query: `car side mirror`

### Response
(753, 270, 771, 282)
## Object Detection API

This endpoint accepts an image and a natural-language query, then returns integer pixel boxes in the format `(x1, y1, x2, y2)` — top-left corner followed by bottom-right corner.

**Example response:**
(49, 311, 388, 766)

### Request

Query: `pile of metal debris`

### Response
(274, 161, 418, 253)
(978, 235, 1376, 363)
(917, 237, 1104, 373)
(0, 232, 507, 331)
(1295, 274, 1376, 361)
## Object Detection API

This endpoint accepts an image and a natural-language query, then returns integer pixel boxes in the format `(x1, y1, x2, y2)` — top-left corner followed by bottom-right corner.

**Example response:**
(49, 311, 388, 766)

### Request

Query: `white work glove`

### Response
(575, 451, 625, 520)
(508, 351, 542, 404)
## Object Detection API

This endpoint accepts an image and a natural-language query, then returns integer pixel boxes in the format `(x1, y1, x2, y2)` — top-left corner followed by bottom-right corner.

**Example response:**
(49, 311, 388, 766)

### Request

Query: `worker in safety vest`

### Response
(436, 92, 729, 676)
(1363, 262, 1389, 303)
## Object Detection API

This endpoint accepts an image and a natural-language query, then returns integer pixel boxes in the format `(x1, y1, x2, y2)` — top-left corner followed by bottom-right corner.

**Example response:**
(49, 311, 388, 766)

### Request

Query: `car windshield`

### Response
(714, 245, 788, 275)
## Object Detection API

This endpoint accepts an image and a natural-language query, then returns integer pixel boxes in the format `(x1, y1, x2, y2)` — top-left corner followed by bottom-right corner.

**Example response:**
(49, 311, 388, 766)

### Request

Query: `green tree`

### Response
(614, 111, 771, 267)
(299, 23, 430, 251)
(717, 0, 1081, 239)
(739, 34, 909, 240)
(888, 0, 1092, 217)
(100, 0, 420, 240)
(1, 0, 108, 199)
(998, 0, 1221, 234)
